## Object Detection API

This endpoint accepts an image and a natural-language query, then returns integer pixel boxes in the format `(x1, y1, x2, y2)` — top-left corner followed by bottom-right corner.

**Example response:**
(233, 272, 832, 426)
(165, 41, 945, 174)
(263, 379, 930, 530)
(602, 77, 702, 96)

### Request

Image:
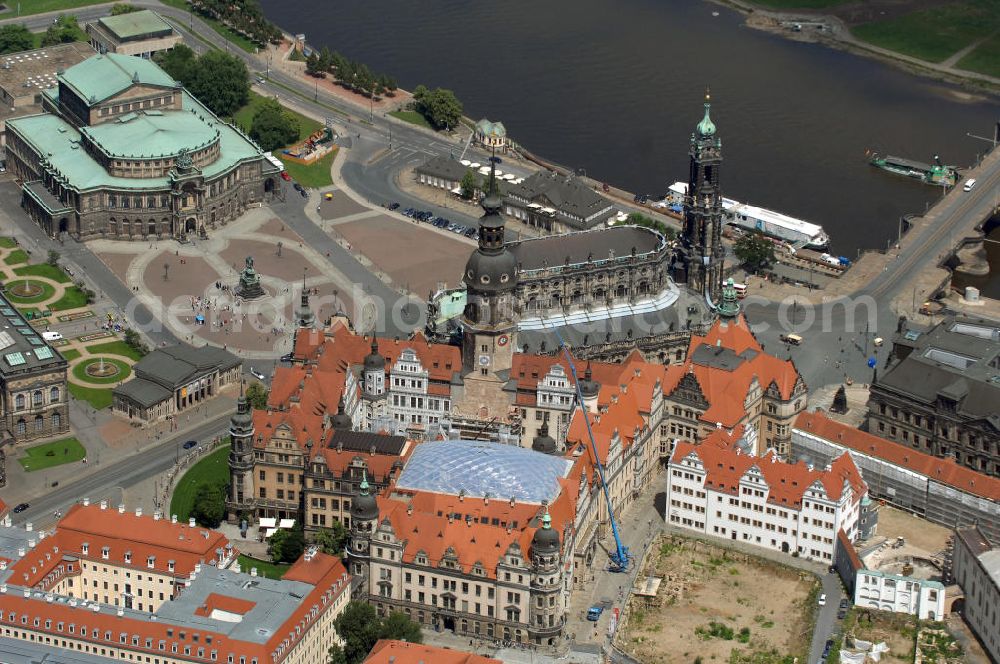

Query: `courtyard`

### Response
(617, 535, 818, 664)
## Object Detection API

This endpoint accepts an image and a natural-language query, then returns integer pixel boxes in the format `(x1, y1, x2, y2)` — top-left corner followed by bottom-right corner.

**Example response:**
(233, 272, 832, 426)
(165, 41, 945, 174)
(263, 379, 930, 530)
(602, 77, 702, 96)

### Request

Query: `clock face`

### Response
(479, 355, 490, 367)
(498, 334, 509, 347)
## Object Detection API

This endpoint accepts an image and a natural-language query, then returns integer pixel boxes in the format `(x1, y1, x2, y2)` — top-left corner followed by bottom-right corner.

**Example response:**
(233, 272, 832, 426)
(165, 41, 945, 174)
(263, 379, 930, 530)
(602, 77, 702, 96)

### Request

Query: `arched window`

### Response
(34, 414, 44, 432)
(16, 419, 26, 435)
(15, 394, 25, 410)
(616, 284, 627, 298)
(52, 412, 61, 430)
(50, 386, 60, 402)
(32, 390, 43, 406)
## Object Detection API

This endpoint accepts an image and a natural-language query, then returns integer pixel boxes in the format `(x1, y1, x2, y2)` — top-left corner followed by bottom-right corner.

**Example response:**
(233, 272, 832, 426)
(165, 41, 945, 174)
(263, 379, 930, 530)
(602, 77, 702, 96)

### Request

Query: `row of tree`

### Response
(411, 85, 463, 131)
(155, 45, 250, 118)
(0, 15, 87, 55)
(189, 0, 281, 47)
(304, 47, 398, 99)
(329, 603, 422, 664)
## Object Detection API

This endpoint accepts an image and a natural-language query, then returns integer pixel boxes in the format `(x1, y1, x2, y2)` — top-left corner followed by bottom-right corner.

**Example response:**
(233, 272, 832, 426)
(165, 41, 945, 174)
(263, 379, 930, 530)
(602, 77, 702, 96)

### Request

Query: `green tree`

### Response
(625, 212, 676, 240)
(249, 97, 299, 151)
(318, 46, 333, 73)
(0, 25, 34, 55)
(415, 87, 462, 131)
(155, 44, 196, 85)
(41, 15, 86, 47)
(459, 169, 478, 200)
(47, 249, 60, 266)
(245, 381, 269, 409)
(110, 3, 139, 14)
(305, 51, 321, 77)
(379, 611, 422, 643)
(122, 328, 149, 357)
(327, 645, 348, 664)
(313, 521, 348, 556)
(733, 230, 775, 272)
(186, 51, 249, 118)
(333, 603, 382, 664)
(268, 527, 305, 563)
(190, 484, 225, 528)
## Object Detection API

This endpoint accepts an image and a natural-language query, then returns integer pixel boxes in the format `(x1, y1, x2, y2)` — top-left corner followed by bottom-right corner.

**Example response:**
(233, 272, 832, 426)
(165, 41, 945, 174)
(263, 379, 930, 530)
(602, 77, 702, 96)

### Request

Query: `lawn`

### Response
(746, 0, 850, 7)
(4, 249, 28, 266)
(50, 286, 89, 311)
(13, 263, 72, 284)
(238, 554, 290, 580)
(60, 348, 82, 361)
(279, 149, 337, 188)
(232, 91, 323, 143)
(0, 0, 108, 16)
(86, 339, 144, 361)
(18, 437, 86, 472)
(158, 0, 258, 53)
(957, 31, 1000, 77)
(389, 109, 433, 130)
(0, 238, 16, 249)
(169, 445, 230, 522)
(851, 0, 1000, 63)
(4, 280, 56, 304)
(72, 357, 132, 384)
(68, 383, 113, 410)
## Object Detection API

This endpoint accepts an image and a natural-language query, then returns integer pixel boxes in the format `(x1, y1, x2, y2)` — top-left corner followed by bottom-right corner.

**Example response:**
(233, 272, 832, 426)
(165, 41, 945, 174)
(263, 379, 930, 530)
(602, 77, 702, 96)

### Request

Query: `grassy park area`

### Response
(68, 383, 114, 410)
(851, 1, 1000, 63)
(4, 250, 28, 266)
(86, 340, 144, 361)
(958, 32, 1000, 77)
(18, 437, 86, 471)
(60, 349, 82, 361)
(0, 0, 107, 16)
(4, 280, 55, 304)
(238, 554, 290, 580)
(278, 149, 337, 188)
(169, 445, 229, 522)
(71, 358, 132, 384)
(233, 91, 323, 143)
(389, 109, 433, 130)
(51, 286, 90, 311)
(13, 263, 72, 284)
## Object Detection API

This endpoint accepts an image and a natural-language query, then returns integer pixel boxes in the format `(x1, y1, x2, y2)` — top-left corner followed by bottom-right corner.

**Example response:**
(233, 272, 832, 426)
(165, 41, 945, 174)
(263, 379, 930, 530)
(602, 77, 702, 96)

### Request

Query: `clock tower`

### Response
(460, 157, 519, 413)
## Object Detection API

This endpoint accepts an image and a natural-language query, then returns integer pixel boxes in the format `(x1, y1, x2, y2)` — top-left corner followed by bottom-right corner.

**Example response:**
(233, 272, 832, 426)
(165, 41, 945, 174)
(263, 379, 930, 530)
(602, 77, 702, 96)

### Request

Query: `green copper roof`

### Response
(696, 91, 716, 137)
(98, 10, 173, 40)
(8, 91, 264, 192)
(60, 53, 175, 105)
(82, 107, 220, 160)
(718, 277, 740, 318)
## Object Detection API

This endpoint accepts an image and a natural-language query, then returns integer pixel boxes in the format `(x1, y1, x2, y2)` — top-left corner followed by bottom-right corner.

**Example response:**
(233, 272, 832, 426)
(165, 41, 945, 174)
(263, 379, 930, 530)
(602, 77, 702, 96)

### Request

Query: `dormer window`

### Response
(101, 546, 110, 560)
(147, 556, 155, 569)
(124, 551, 132, 564)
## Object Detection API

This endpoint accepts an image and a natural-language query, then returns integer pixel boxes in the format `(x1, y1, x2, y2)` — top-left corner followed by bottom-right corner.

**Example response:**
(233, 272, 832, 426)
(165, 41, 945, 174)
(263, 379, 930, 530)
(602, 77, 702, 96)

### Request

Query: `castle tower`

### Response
(462, 156, 520, 378)
(718, 277, 741, 318)
(578, 362, 601, 414)
(529, 508, 564, 644)
(226, 382, 255, 523)
(532, 421, 558, 455)
(362, 338, 387, 428)
(681, 90, 726, 304)
(347, 471, 379, 582)
(295, 279, 314, 329)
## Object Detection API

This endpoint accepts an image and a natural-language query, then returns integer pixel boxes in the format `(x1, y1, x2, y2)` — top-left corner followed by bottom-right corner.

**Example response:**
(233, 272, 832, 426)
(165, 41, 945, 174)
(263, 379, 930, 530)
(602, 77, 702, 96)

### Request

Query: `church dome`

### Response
(231, 394, 253, 428)
(350, 472, 379, 522)
(363, 339, 385, 371)
(331, 396, 352, 430)
(696, 91, 716, 137)
(578, 363, 600, 399)
(532, 422, 558, 455)
(531, 510, 560, 555)
(464, 248, 518, 294)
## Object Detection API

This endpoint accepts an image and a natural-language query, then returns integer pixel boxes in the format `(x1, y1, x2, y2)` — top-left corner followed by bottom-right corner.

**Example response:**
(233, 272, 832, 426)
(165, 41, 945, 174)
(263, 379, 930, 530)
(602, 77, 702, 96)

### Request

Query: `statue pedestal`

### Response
(235, 258, 266, 300)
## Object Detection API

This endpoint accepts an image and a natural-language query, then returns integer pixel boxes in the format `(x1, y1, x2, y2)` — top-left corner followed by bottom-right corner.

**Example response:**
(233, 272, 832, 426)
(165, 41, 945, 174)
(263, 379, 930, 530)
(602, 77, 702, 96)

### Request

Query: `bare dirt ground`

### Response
(867, 505, 952, 555)
(619, 535, 817, 663)
(841, 609, 917, 661)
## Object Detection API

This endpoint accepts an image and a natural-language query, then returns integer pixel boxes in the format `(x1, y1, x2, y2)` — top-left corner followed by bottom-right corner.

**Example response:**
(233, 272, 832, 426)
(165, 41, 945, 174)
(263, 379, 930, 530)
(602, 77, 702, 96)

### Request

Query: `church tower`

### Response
(681, 90, 726, 304)
(461, 157, 519, 379)
(226, 382, 255, 523)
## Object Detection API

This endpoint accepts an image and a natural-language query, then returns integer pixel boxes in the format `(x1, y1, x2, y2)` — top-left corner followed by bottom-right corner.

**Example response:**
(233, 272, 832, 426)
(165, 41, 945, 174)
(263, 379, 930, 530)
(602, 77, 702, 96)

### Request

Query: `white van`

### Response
(42, 331, 63, 341)
(963, 178, 977, 192)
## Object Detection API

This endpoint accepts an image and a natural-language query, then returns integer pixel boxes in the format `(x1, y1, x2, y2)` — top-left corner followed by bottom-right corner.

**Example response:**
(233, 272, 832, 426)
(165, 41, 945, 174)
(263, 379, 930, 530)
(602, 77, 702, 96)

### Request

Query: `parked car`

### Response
(388, 202, 400, 211)
(250, 367, 266, 381)
(42, 331, 63, 341)
(586, 606, 604, 621)
(817, 593, 827, 606)
(13, 503, 29, 513)
(183, 440, 197, 450)
(293, 183, 304, 193)
(299, 188, 308, 198)
(403, 208, 415, 217)
(838, 599, 850, 610)
(280, 172, 291, 182)
(464, 227, 477, 237)
(280, 352, 295, 362)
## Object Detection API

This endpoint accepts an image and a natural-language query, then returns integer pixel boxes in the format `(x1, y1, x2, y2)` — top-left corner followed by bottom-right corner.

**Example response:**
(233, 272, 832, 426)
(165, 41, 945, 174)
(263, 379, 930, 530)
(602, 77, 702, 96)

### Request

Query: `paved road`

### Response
(809, 571, 846, 664)
(13, 413, 232, 528)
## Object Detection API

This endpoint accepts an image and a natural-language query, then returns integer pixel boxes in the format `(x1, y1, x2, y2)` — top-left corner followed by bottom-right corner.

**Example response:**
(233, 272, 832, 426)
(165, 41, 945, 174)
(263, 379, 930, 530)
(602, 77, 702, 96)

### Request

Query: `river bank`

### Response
(711, 0, 1000, 96)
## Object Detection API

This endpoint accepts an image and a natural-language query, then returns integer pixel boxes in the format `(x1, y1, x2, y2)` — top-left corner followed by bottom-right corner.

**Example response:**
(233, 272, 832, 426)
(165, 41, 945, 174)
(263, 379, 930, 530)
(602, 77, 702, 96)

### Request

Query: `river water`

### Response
(260, 0, 999, 257)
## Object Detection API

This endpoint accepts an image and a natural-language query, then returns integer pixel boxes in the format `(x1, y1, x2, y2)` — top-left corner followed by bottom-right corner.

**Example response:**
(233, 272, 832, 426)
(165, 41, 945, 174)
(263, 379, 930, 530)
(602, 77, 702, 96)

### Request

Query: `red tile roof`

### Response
(364, 639, 502, 664)
(794, 410, 1000, 501)
(670, 439, 865, 509)
(194, 593, 256, 617)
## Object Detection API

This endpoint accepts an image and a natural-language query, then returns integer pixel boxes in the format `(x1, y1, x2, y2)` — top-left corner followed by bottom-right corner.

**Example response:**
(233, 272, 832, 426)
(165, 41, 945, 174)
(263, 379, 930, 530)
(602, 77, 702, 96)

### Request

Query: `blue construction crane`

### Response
(554, 332, 631, 573)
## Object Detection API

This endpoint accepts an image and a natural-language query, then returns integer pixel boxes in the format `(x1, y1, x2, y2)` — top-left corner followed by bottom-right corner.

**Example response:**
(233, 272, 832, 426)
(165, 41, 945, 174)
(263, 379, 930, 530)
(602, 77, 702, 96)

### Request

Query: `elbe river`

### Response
(261, 0, 999, 259)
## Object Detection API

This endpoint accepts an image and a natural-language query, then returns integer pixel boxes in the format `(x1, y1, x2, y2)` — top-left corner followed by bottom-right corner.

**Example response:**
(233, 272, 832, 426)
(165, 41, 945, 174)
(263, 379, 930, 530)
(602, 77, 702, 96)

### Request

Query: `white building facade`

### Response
(666, 441, 866, 563)
(854, 570, 945, 620)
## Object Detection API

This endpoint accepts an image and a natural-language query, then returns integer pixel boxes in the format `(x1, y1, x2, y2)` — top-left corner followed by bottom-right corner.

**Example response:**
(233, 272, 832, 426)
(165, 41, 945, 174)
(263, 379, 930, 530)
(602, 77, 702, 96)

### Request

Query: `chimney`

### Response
(153, 512, 161, 521)
(82, 497, 90, 506)
(135, 507, 142, 517)
(189, 518, 196, 528)
(406, 504, 413, 516)
(509, 496, 515, 507)
(171, 514, 178, 524)
(118, 504, 125, 514)
(100, 500, 107, 510)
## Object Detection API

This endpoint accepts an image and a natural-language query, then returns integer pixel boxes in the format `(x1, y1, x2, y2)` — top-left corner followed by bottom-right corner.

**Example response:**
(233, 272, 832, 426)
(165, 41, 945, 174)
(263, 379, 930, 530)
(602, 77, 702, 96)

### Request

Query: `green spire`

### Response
(359, 470, 370, 495)
(697, 88, 716, 137)
(718, 277, 740, 318)
(541, 507, 551, 529)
